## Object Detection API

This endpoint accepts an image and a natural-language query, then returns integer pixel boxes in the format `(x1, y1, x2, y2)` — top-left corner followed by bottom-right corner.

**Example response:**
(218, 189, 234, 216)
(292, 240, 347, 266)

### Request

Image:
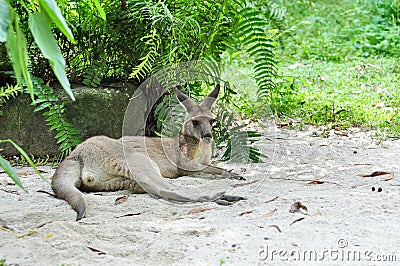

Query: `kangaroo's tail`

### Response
(52, 158, 87, 221)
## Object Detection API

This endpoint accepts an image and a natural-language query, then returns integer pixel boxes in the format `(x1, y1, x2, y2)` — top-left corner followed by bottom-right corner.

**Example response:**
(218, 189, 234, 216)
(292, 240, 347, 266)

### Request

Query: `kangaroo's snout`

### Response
(201, 133, 213, 143)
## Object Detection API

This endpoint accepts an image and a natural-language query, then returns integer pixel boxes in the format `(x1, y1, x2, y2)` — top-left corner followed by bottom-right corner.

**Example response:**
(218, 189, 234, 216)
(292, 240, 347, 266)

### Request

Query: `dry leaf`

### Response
(333, 129, 348, 137)
(31, 221, 53, 230)
(290, 202, 308, 213)
(261, 209, 277, 219)
(308, 180, 325, 185)
(232, 180, 258, 188)
(87, 246, 106, 255)
(36, 190, 56, 197)
(115, 195, 129, 205)
(265, 196, 279, 203)
(0, 188, 19, 195)
(384, 171, 395, 181)
(187, 207, 214, 215)
(313, 210, 322, 216)
(115, 213, 141, 218)
(307, 180, 342, 186)
(239, 210, 254, 216)
(44, 234, 54, 239)
(269, 224, 281, 233)
(359, 171, 391, 178)
(290, 217, 305, 226)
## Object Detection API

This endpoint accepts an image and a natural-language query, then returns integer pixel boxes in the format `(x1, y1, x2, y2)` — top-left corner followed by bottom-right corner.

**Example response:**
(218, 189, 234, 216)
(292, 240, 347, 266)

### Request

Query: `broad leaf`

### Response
(0, 0, 11, 42)
(39, 0, 75, 43)
(16, 21, 34, 99)
(0, 155, 27, 192)
(93, 0, 106, 21)
(6, 25, 22, 85)
(6, 16, 34, 101)
(0, 139, 50, 185)
(29, 11, 75, 101)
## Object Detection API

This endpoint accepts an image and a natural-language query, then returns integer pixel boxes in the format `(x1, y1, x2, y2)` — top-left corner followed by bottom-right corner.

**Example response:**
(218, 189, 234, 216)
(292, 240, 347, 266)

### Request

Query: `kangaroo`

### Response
(52, 84, 245, 221)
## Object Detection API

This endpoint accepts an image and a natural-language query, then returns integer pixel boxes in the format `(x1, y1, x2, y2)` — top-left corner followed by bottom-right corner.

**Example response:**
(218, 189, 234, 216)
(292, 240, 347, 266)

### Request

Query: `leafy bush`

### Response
(1, 0, 285, 188)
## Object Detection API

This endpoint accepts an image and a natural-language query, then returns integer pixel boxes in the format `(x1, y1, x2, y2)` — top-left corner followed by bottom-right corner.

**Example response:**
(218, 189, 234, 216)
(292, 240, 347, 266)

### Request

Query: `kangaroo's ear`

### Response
(200, 84, 220, 109)
(174, 87, 196, 112)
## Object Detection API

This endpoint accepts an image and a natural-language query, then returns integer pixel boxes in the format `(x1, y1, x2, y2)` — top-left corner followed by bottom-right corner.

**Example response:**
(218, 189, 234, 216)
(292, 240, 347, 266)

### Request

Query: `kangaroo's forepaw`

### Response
(222, 169, 245, 181)
(231, 175, 246, 181)
(214, 195, 247, 205)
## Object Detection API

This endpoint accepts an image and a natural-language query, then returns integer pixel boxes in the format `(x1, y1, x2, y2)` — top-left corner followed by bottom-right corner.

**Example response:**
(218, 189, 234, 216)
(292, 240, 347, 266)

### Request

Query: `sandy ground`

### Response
(1, 127, 400, 266)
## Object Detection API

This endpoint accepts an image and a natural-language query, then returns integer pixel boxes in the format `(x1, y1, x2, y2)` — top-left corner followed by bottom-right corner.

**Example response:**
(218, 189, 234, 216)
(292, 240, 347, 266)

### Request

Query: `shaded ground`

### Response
(1, 127, 399, 265)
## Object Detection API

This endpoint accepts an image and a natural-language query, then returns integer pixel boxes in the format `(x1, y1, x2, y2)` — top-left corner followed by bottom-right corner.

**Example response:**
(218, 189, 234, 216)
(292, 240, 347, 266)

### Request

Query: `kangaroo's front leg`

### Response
(178, 162, 245, 180)
(124, 149, 233, 202)
(202, 165, 245, 180)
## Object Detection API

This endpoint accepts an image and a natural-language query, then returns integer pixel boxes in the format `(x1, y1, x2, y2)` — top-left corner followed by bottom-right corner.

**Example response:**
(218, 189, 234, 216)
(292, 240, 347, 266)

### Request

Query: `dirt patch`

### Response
(1, 127, 399, 265)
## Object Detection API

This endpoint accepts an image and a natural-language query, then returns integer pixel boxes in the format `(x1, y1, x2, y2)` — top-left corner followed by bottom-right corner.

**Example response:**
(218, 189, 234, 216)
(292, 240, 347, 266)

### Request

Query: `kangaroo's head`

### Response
(174, 84, 220, 144)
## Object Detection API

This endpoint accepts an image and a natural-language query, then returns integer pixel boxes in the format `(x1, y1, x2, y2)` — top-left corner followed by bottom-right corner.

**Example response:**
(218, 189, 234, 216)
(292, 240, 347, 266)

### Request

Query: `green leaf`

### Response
(54, 131, 66, 138)
(0, 155, 27, 192)
(39, 0, 75, 43)
(13, 17, 34, 101)
(0, 0, 11, 42)
(43, 109, 55, 116)
(6, 24, 22, 86)
(56, 134, 68, 144)
(93, 0, 106, 21)
(0, 139, 50, 185)
(34, 102, 52, 112)
(29, 11, 75, 101)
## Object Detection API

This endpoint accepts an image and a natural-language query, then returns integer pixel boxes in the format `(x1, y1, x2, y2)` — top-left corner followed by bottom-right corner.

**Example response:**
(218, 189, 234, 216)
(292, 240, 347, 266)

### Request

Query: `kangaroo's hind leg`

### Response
(124, 150, 230, 202)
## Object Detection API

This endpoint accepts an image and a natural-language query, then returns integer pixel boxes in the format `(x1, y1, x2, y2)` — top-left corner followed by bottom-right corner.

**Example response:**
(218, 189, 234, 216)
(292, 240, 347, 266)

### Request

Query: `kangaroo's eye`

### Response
(192, 120, 199, 126)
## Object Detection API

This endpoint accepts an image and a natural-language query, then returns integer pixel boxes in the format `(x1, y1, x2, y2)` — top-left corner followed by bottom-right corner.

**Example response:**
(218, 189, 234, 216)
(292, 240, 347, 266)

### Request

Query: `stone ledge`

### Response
(0, 85, 137, 156)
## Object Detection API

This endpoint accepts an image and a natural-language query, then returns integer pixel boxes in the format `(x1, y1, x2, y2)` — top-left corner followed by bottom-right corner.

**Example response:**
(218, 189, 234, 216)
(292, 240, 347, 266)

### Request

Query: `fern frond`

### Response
(0, 84, 21, 116)
(154, 93, 184, 137)
(29, 77, 82, 156)
(130, 28, 160, 80)
(235, 4, 279, 99)
(82, 60, 107, 88)
(214, 108, 266, 163)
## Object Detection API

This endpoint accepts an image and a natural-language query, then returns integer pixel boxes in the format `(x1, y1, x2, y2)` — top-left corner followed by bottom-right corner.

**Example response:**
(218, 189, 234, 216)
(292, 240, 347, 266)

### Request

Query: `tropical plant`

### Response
(0, 0, 285, 184)
(233, 0, 284, 98)
(0, 84, 20, 115)
(0, 0, 83, 187)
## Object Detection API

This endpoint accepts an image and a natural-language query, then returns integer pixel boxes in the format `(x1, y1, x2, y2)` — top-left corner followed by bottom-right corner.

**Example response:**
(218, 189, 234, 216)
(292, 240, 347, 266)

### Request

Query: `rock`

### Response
(0, 85, 137, 156)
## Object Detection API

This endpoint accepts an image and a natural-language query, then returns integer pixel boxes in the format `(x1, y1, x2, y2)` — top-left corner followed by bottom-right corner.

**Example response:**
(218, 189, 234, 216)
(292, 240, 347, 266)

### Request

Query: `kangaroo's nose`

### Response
(202, 133, 213, 143)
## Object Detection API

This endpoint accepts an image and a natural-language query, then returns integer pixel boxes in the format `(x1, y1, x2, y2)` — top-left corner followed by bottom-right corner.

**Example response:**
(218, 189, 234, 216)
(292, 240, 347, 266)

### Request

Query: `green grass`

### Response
(276, 58, 400, 134)
(264, 0, 400, 137)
